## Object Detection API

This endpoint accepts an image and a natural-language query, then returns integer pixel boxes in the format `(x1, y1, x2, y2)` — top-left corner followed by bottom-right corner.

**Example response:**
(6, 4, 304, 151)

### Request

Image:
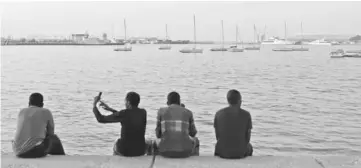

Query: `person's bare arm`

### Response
(46, 110, 55, 135)
(214, 112, 219, 141)
(99, 101, 118, 113)
(246, 114, 252, 143)
(155, 109, 162, 138)
(189, 111, 197, 137)
(93, 106, 123, 123)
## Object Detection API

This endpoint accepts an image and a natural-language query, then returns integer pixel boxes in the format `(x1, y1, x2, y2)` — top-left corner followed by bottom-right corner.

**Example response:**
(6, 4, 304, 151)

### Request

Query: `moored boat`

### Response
(180, 14, 203, 54)
(180, 48, 203, 53)
(330, 49, 345, 58)
(228, 25, 244, 52)
(272, 48, 293, 52)
(210, 20, 227, 52)
(114, 18, 132, 52)
(159, 24, 171, 50)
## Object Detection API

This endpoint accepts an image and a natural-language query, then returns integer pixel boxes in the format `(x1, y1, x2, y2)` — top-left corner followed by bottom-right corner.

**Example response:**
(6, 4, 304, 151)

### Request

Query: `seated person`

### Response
(92, 92, 152, 156)
(154, 91, 199, 158)
(214, 89, 253, 159)
(13, 93, 65, 158)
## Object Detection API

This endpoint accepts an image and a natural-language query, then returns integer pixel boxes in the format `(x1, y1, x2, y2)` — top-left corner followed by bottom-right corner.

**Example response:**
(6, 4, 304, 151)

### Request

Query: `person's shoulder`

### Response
(240, 108, 251, 116)
(215, 107, 228, 116)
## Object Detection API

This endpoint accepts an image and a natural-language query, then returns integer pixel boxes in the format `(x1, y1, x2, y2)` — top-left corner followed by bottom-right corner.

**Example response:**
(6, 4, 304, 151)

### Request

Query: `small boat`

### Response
(309, 39, 332, 46)
(180, 48, 203, 53)
(272, 48, 293, 52)
(292, 22, 309, 52)
(180, 15, 203, 54)
(244, 46, 261, 50)
(228, 25, 244, 52)
(159, 24, 171, 50)
(245, 24, 260, 51)
(210, 48, 228, 51)
(344, 50, 361, 58)
(114, 19, 132, 52)
(159, 45, 171, 50)
(211, 20, 227, 51)
(330, 49, 345, 58)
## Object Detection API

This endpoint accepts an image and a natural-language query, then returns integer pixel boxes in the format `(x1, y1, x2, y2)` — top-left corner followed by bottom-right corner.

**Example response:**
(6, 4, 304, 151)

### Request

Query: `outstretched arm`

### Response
(92, 96, 122, 123)
(99, 101, 118, 113)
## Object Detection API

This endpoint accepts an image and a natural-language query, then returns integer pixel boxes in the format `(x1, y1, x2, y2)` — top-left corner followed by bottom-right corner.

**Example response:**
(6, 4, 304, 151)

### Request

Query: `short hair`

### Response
(126, 92, 140, 107)
(167, 91, 180, 105)
(29, 93, 44, 107)
(227, 89, 242, 105)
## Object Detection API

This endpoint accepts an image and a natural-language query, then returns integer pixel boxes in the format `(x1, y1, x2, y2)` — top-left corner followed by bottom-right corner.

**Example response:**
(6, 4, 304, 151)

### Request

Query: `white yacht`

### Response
(309, 39, 332, 46)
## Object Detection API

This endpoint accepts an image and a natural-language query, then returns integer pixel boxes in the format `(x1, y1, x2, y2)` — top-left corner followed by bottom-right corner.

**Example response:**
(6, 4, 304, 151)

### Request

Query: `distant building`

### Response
(71, 33, 89, 42)
(102, 33, 107, 40)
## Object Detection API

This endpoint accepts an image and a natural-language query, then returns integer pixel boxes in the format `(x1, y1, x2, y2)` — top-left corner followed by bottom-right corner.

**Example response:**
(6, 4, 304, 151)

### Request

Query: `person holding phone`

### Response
(92, 91, 152, 156)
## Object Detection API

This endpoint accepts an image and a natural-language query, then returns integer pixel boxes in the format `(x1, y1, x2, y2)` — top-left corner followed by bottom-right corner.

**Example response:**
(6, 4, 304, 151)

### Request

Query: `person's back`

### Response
(155, 92, 199, 158)
(214, 89, 253, 159)
(157, 105, 194, 153)
(214, 107, 252, 158)
(13, 93, 65, 158)
(13, 106, 52, 155)
(118, 108, 147, 156)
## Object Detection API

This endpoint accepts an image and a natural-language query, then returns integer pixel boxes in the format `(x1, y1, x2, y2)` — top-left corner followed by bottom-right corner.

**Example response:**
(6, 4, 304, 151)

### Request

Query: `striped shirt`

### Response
(155, 104, 197, 153)
(12, 106, 54, 155)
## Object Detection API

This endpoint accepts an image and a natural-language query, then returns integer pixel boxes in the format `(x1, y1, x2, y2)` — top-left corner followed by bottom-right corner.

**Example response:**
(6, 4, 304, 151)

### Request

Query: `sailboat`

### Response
(245, 24, 261, 50)
(114, 18, 132, 51)
(292, 22, 309, 51)
(272, 21, 293, 52)
(228, 25, 244, 52)
(210, 20, 227, 51)
(159, 24, 171, 50)
(179, 15, 203, 53)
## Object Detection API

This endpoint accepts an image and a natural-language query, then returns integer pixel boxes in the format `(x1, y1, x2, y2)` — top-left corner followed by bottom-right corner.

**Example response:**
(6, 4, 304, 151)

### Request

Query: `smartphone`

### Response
(98, 92, 102, 99)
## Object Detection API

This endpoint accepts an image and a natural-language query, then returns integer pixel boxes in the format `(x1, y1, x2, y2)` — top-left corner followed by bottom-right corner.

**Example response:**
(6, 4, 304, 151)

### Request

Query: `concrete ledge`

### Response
(1, 155, 360, 168)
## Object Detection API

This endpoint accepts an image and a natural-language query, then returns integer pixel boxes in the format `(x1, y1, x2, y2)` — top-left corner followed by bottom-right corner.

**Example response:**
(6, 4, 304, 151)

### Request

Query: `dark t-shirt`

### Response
(214, 107, 252, 158)
(113, 108, 147, 156)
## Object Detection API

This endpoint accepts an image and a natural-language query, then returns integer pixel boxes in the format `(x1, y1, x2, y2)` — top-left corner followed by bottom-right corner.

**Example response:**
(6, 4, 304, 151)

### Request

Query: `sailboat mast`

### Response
(124, 19, 127, 42)
(193, 14, 197, 48)
(284, 21, 287, 42)
(301, 22, 303, 48)
(166, 24, 168, 40)
(221, 20, 224, 48)
(236, 25, 238, 47)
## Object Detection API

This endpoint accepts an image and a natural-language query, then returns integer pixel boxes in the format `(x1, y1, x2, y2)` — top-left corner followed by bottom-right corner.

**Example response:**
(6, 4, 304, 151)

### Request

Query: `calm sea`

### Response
(1, 44, 361, 156)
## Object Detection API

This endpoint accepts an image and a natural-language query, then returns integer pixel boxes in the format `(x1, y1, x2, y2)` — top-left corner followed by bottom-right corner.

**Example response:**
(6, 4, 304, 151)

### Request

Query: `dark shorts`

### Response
(17, 134, 65, 158)
(154, 137, 200, 158)
(215, 143, 253, 159)
(113, 139, 154, 157)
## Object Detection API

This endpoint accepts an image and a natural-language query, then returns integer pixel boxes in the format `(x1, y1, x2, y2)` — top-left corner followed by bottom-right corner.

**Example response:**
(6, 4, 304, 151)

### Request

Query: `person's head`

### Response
(227, 89, 242, 106)
(125, 92, 140, 108)
(167, 91, 181, 105)
(29, 93, 44, 107)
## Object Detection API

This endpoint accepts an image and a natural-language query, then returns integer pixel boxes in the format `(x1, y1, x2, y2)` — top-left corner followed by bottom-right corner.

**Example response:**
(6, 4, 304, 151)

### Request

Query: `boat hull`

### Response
(159, 46, 171, 50)
(272, 48, 293, 52)
(114, 47, 132, 51)
(228, 48, 244, 52)
(179, 48, 203, 53)
(210, 48, 228, 51)
(244, 47, 260, 50)
(292, 48, 309, 51)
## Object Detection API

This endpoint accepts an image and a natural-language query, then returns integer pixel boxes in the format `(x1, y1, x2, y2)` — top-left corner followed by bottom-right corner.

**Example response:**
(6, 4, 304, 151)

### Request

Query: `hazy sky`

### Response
(1, 1, 361, 41)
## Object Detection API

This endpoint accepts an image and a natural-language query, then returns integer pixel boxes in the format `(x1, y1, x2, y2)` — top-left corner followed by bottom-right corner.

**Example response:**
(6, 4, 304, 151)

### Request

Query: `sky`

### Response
(1, 1, 361, 41)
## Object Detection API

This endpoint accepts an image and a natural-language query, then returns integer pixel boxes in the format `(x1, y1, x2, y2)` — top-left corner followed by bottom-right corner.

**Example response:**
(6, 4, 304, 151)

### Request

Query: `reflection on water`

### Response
(1, 45, 361, 156)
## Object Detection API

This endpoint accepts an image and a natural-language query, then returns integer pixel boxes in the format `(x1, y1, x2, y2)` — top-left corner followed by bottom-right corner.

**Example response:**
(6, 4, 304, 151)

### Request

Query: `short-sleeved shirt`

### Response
(114, 108, 147, 155)
(155, 104, 197, 154)
(13, 106, 54, 155)
(214, 107, 252, 158)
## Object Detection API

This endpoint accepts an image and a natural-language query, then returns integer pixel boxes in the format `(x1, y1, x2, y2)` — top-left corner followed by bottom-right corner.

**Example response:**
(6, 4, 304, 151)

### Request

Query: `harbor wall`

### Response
(1, 155, 360, 168)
